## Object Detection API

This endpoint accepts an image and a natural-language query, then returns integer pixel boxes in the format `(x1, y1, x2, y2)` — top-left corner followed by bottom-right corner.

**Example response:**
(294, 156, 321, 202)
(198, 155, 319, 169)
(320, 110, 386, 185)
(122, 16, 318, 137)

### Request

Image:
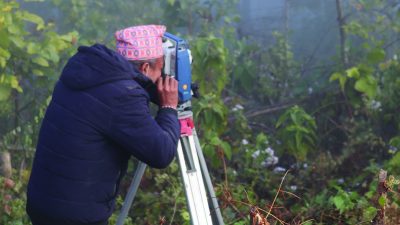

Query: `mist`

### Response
(1, 0, 400, 224)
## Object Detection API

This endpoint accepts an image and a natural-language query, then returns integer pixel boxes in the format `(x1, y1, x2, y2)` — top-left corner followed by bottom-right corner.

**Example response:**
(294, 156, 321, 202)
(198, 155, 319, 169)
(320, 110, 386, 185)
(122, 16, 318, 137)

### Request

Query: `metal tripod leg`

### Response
(192, 130, 224, 225)
(177, 135, 213, 224)
(116, 162, 146, 225)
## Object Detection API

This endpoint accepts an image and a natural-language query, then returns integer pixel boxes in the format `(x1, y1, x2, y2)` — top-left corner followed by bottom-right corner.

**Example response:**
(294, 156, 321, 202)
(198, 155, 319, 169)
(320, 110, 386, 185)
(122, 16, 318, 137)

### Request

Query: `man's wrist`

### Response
(160, 105, 177, 110)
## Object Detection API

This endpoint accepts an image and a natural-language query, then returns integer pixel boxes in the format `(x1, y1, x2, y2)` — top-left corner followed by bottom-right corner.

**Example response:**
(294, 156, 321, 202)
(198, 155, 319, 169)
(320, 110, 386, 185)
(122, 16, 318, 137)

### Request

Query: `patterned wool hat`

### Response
(115, 25, 166, 61)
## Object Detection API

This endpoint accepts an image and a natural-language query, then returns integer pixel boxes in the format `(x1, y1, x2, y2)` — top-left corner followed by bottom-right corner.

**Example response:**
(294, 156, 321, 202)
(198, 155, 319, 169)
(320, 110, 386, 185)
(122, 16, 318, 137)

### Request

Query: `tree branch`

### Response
(245, 103, 295, 119)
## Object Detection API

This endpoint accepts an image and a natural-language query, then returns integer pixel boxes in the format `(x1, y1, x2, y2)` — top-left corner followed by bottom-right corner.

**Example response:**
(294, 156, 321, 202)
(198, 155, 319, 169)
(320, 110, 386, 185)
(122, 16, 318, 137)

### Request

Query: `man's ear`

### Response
(140, 62, 150, 75)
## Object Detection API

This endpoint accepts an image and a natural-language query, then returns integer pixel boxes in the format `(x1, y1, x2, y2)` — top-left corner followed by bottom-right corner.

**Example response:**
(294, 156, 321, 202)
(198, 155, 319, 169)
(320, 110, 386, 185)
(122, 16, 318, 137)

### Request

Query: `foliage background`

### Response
(0, 0, 399, 224)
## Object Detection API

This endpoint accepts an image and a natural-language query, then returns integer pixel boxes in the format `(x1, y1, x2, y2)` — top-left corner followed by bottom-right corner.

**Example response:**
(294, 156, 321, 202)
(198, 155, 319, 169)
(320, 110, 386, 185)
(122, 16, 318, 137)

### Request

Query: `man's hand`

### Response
(156, 76, 178, 109)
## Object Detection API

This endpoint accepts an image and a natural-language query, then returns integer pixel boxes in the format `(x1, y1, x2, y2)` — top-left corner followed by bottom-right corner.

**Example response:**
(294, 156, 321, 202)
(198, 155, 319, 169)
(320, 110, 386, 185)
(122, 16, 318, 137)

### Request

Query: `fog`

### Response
(2, 0, 400, 224)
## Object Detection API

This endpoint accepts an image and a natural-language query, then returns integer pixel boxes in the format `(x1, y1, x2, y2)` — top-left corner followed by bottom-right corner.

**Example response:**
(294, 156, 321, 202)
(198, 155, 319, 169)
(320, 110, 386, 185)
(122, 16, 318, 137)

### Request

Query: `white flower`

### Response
(303, 163, 308, 168)
(389, 145, 398, 154)
(394, 54, 398, 60)
(273, 166, 286, 173)
(273, 156, 278, 164)
(232, 104, 244, 112)
(264, 147, 274, 156)
(262, 156, 279, 167)
(308, 87, 313, 94)
(337, 178, 345, 184)
(370, 100, 381, 110)
(242, 139, 249, 145)
(252, 150, 260, 159)
(290, 185, 297, 191)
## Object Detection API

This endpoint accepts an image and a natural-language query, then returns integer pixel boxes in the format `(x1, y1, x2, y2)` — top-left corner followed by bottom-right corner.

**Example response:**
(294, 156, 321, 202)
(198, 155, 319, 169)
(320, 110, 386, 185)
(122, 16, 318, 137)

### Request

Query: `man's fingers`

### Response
(159, 76, 178, 92)
(164, 76, 169, 86)
(167, 76, 173, 87)
(157, 77, 163, 91)
(172, 78, 178, 90)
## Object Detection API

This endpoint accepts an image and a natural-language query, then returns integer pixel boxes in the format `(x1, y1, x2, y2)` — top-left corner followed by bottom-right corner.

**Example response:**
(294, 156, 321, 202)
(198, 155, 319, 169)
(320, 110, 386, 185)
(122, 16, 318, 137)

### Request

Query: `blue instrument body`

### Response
(163, 32, 192, 103)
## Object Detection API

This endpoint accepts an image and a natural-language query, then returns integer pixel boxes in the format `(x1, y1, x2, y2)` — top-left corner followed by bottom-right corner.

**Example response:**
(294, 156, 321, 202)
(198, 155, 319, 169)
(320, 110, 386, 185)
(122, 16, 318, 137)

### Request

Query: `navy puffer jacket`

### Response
(27, 44, 180, 223)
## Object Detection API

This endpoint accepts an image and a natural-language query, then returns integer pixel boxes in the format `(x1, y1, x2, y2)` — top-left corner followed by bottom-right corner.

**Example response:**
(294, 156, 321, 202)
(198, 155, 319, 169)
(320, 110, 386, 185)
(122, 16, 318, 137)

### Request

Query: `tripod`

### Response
(116, 101, 224, 225)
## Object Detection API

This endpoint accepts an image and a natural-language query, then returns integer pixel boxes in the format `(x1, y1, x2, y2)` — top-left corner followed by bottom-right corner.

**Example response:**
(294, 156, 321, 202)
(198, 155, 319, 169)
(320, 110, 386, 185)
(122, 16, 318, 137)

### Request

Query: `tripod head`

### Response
(162, 33, 199, 109)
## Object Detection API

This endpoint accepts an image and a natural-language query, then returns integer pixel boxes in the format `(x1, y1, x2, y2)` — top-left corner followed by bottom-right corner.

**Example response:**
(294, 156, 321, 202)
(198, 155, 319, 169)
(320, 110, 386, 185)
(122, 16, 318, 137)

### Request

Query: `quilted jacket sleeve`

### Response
(107, 88, 180, 169)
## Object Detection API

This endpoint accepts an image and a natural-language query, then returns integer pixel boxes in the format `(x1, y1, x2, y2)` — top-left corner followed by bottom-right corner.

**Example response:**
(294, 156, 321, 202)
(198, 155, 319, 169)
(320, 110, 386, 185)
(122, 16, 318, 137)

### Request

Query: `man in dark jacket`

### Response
(26, 25, 180, 225)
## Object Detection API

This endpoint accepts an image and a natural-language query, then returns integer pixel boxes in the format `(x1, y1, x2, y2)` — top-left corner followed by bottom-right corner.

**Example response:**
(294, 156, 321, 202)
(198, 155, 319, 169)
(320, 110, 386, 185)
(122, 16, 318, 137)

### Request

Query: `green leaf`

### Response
(354, 76, 377, 98)
(389, 136, 400, 149)
(378, 196, 386, 207)
(276, 110, 290, 128)
(332, 195, 345, 213)
(7, 24, 21, 34)
(11, 36, 24, 48)
(32, 57, 49, 67)
(295, 131, 302, 149)
(202, 144, 213, 158)
(0, 47, 11, 59)
(233, 221, 247, 225)
(210, 136, 221, 146)
(346, 67, 360, 78)
(388, 152, 400, 171)
(42, 45, 60, 63)
(32, 69, 44, 76)
(256, 133, 267, 146)
(330, 72, 347, 91)
(290, 111, 301, 125)
(59, 31, 79, 45)
(221, 141, 232, 160)
(367, 48, 385, 64)
(0, 47, 10, 68)
(27, 42, 40, 54)
(0, 57, 6, 68)
(10, 75, 22, 92)
(0, 84, 11, 101)
(21, 11, 45, 30)
(167, 0, 176, 6)
(285, 125, 298, 132)
(180, 210, 190, 221)
(0, 29, 11, 49)
(301, 221, 313, 225)
(363, 206, 377, 222)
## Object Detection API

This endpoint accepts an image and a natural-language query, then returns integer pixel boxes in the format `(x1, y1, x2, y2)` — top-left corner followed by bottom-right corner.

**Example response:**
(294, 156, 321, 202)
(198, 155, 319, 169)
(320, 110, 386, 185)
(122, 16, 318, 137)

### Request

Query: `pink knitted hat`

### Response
(115, 25, 166, 61)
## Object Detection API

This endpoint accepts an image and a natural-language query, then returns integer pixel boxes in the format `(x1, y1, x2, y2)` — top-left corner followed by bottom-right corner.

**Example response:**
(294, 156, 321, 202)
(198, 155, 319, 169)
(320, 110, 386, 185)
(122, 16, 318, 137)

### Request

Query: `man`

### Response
(26, 25, 180, 225)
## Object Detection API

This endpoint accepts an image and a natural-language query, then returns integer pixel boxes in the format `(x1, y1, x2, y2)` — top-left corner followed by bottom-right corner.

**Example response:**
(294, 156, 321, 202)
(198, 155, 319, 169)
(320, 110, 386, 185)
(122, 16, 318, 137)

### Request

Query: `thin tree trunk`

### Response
(335, 0, 348, 68)
(284, 0, 289, 42)
(0, 151, 12, 178)
(282, 0, 290, 100)
(373, 169, 387, 225)
(283, 0, 289, 70)
(14, 90, 19, 134)
(335, 0, 353, 118)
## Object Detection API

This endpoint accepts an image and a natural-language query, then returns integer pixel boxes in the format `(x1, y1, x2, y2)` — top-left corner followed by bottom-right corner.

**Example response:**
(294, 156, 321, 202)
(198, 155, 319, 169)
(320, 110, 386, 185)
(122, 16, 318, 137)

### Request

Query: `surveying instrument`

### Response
(116, 33, 224, 225)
